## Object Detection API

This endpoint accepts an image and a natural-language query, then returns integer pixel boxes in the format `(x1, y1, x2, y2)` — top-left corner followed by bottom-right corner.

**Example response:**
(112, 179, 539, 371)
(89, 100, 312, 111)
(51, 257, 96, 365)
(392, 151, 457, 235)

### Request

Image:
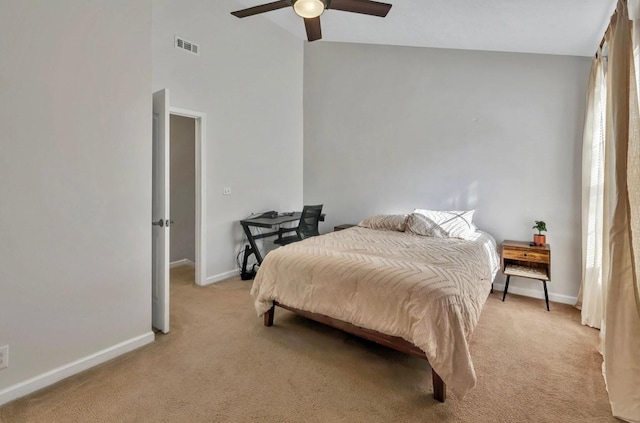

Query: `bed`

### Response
(250, 214, 499, 402)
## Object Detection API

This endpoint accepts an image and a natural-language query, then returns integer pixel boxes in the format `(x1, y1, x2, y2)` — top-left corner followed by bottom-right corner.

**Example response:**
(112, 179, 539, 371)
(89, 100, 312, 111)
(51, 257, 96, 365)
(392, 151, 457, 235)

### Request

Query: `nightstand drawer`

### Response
(502, 248, 549, 264)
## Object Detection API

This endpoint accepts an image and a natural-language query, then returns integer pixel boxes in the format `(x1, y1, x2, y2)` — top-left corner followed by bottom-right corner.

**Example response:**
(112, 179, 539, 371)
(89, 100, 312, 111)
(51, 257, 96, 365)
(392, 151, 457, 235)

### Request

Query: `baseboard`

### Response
(0, 331, 155, 407)
(202, 269, 239, 286)
(492, 283, 577, 305)
(170, 259, 195, 268)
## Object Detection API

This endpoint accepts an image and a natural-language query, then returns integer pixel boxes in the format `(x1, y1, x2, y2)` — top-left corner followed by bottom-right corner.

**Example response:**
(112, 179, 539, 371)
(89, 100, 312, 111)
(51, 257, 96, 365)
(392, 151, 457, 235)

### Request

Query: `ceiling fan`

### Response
(231, 0, 392, 42)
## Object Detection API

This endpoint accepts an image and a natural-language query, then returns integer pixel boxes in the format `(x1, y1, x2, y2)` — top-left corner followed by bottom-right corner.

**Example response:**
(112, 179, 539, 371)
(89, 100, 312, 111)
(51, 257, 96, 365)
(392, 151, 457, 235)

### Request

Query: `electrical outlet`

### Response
(223, 187, 231, 195)
(0, 345, 8, 370)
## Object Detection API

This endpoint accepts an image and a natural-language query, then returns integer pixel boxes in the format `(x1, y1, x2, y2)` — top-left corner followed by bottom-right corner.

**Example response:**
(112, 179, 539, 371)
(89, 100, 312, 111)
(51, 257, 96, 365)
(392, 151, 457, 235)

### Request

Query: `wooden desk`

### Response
(501, 240, 551, 311)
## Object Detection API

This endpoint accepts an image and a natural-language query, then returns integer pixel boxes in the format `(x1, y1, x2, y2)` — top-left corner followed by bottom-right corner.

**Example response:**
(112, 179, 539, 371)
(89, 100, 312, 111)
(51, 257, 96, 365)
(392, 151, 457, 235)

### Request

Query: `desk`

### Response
(239, 212, 325, 277)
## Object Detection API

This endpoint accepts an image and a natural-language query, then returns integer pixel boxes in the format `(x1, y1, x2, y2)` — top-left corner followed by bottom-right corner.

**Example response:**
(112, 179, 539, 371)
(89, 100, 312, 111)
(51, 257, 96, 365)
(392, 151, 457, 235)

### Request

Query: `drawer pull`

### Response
(523, 253, 528, 257)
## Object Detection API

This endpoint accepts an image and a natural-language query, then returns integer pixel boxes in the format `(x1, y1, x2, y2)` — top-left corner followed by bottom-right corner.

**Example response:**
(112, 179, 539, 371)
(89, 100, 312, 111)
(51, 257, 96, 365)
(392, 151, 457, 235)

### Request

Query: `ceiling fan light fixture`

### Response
(293, 0, 325, 19)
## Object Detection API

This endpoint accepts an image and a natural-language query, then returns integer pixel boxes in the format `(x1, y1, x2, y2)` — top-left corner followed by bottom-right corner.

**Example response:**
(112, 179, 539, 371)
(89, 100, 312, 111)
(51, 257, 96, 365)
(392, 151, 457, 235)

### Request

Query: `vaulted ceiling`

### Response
(232, 0, 616, 56)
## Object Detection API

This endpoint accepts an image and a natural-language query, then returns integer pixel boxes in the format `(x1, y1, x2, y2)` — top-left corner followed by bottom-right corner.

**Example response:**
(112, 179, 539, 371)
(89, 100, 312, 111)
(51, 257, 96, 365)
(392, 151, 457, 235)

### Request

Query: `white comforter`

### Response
(250, 226, 499, 398)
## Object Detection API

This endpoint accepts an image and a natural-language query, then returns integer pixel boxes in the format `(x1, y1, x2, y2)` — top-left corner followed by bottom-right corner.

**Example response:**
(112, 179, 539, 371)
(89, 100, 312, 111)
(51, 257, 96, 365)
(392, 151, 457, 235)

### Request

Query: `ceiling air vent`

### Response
(175, 36, 199, 56)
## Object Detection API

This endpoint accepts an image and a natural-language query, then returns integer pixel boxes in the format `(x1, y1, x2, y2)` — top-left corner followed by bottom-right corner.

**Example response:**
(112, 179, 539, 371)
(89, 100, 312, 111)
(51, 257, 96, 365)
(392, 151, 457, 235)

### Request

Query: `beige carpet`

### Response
(1, 266, 615, 422)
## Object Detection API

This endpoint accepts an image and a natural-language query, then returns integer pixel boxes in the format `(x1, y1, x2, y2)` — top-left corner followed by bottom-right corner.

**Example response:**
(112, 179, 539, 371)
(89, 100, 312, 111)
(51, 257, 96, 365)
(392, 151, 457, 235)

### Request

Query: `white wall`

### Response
(0, 0, 153, 402)
(152, 0, 304, 282)
(170, 115, 196, 264)
(303, 42, 590, 303)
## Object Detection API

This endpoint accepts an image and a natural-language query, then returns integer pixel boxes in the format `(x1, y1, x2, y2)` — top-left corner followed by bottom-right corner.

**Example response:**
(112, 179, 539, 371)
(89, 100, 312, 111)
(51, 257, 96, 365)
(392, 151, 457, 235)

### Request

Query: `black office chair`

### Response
(274, 204, 323, 246)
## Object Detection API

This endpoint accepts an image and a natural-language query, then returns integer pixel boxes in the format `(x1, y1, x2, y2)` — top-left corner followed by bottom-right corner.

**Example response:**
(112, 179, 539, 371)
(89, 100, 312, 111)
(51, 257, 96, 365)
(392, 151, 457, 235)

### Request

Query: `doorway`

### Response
(169, 107, 207, 290)
(169, 114, 197, 272)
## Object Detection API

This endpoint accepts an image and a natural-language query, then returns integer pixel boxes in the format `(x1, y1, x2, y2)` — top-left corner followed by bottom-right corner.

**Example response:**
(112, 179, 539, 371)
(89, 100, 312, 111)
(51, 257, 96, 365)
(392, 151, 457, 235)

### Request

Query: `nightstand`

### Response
(334, 224, 356, 232)
(501, 240, 551, 311)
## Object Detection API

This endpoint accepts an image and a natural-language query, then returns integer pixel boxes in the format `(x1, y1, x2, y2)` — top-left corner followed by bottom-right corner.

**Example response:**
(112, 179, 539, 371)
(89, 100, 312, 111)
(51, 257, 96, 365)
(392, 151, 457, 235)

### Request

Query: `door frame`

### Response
(169, 106, 207, 286)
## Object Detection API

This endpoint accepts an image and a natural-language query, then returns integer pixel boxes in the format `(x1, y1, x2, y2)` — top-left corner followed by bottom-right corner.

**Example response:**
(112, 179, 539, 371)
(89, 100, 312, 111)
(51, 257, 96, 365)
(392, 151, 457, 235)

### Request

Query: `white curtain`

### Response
(601, 1, 640, 421)
(578, 53, 606, 329)
(579, 1, 640, 421)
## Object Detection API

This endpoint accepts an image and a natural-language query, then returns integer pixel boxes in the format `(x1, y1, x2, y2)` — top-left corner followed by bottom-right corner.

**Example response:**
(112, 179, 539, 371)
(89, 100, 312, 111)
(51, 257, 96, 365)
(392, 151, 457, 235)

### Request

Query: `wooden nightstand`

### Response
(334, 224, 357, 232)
(501, 240, 551, 311)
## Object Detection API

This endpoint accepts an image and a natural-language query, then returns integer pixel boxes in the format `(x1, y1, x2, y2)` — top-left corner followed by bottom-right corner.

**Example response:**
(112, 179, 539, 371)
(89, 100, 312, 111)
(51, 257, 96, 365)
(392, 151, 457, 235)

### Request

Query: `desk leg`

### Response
(542, 281, 550, 311)
(241, 223, 264, 268)
(241, 245, 253, 277)
(502, 275, 510, 301)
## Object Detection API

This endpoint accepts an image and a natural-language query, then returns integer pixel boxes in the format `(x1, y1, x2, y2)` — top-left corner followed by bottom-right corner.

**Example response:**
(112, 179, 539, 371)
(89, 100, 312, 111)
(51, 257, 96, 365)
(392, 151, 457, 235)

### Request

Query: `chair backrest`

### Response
(297, 204, 323, 239)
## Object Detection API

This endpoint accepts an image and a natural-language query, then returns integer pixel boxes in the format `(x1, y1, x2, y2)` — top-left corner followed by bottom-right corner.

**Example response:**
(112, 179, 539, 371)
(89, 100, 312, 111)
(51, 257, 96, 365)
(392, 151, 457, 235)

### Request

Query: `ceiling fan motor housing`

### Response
(293, 0, 327, 19)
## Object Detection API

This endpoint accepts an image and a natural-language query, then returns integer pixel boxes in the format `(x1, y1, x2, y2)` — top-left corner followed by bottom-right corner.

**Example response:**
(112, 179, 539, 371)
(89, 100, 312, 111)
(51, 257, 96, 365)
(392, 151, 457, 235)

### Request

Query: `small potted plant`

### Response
(532, 220, 547, 246)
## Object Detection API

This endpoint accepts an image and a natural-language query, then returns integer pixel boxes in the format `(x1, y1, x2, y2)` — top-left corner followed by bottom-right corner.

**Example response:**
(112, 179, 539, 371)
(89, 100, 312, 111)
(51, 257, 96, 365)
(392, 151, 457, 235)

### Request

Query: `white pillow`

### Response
(408, 209, 476, 238)
(358, 214, 408, 232)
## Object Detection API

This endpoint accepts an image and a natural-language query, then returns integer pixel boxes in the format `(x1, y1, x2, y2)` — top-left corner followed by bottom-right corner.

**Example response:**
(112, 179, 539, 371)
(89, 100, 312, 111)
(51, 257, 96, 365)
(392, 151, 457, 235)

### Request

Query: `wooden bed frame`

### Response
(264, 301, 446, 402)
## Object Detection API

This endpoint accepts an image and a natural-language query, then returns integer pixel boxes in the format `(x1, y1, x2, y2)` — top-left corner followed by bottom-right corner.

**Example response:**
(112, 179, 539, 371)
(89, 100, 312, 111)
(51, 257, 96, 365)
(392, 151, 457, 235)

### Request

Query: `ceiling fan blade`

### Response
(304, 17, 322, 42)
(328, 0, 392, 17)
(231, 1, 290, 18)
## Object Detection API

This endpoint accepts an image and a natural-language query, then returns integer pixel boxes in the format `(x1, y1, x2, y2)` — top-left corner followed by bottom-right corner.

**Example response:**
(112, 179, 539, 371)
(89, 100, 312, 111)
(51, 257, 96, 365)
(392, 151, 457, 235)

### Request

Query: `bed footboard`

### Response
(262, 302, 446, 402)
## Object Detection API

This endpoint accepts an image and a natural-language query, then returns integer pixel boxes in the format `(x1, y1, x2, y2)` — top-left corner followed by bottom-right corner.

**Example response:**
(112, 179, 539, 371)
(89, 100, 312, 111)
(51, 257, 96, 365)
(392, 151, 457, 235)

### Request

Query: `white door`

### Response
(152, 89, 170, 333)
